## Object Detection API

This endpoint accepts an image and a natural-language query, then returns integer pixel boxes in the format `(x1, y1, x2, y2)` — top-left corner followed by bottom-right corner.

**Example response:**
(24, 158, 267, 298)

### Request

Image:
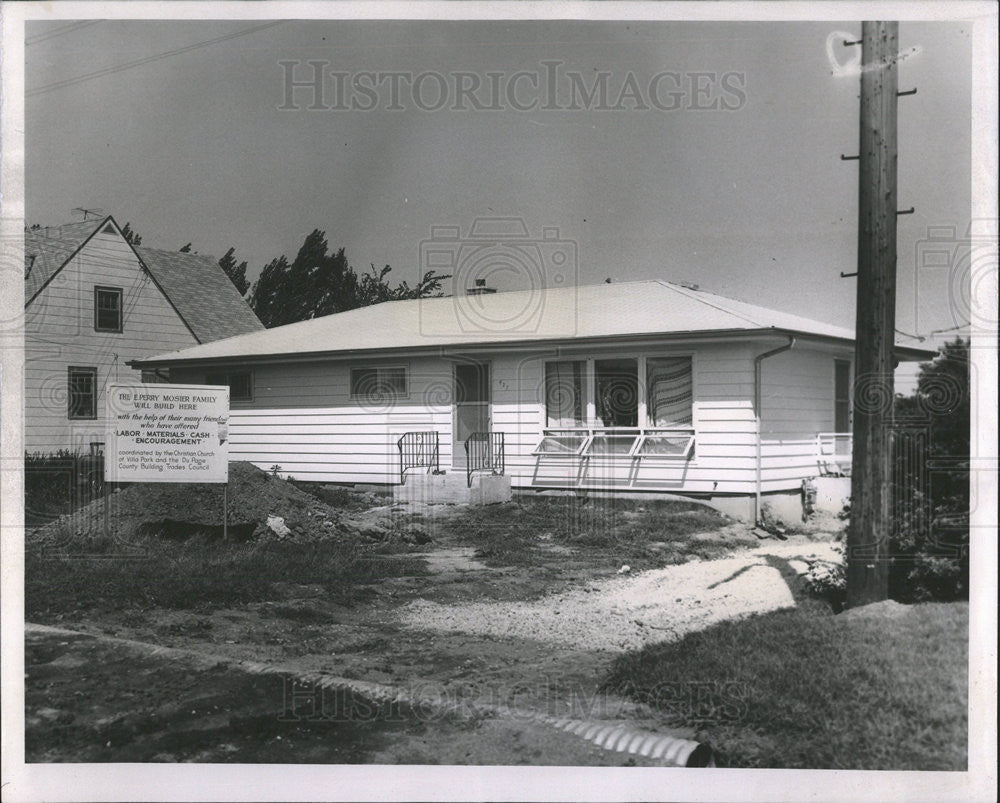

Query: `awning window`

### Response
(532, 430, 592, 456)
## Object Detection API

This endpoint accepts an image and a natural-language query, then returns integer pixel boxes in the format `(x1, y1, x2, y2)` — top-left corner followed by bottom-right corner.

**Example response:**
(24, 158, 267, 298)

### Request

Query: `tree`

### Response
(179, 243, 193, 253)
(247, 255, 290, 328)
(247, 229, 448, 328)
(218, 247, 250, 296)
(912, 338, 969, 461)
(887, 337, 970, 601)
(120, 222, 142, 246)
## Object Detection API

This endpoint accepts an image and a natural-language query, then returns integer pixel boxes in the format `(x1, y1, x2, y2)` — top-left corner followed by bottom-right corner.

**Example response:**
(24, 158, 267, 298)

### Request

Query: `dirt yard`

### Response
(24, 466, 841, 765)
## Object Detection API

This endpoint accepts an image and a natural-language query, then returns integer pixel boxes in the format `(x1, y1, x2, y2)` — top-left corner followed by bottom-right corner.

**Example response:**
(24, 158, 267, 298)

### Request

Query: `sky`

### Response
(25, 18, 974, 352)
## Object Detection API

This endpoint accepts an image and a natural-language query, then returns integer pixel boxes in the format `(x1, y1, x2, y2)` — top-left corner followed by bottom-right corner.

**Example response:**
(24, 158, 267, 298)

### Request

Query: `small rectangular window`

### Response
(229, 372, 252, 401)
(141, 369, 168, 384)
(834, 359, 851, 432)
(586, 431, 640, 456)
(533, 430, 592, 456)
(634, 432, 696, 458)
(94, 286, 123, 333)
(68, 367, 98, 419)
(350, 366, 408, 399)
(207, 370, 253, 401)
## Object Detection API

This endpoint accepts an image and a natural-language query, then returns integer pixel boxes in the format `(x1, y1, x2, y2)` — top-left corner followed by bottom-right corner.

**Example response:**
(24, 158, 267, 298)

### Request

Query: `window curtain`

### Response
(647, 357, 693, 427)
(545, 361, 583, 426)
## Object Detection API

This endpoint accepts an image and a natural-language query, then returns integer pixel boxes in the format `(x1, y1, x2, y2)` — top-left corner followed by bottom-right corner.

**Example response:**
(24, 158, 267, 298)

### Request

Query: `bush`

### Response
(879, 338, 971, 603)
(888, 488, 969, 602)
(24, 451, 106, 526)
(802, 542, 846, 611)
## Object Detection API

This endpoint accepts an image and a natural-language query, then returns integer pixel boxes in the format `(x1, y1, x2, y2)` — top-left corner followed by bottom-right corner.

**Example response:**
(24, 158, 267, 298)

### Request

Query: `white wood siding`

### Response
(175, 343, 760, 493)
(171, 358, 454, 483)
(759, 348, 852, 491)
(170, 342, 853, 495)
(24, 230, 199, 453)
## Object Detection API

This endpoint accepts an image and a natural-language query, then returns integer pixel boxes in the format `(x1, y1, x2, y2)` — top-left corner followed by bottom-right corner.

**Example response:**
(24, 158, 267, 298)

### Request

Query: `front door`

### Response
(453, 362, 490, 467)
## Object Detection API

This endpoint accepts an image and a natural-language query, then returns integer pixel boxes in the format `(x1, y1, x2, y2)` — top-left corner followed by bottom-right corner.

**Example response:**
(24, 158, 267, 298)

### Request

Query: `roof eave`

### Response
(131, 326, 908, 369)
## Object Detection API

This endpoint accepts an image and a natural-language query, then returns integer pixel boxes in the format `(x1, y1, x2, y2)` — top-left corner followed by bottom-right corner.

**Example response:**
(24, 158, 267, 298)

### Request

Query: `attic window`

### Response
(94, 286, 123, 333)
(102, 222, 116, 235)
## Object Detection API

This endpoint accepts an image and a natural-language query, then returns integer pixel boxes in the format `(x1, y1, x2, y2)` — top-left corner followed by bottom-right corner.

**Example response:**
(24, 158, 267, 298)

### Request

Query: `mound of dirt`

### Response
(839, 599, 910, 620)
(31, 462, 413, 545)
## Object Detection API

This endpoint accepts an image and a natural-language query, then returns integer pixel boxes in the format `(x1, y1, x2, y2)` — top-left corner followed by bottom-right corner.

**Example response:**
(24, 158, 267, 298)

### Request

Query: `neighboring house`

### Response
(24, 215, 264, 454)
(133, 280, 935, 519)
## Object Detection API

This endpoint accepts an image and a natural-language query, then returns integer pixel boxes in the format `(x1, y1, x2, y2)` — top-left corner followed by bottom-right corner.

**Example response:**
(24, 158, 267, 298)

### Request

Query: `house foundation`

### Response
(393, 471, 512, 506)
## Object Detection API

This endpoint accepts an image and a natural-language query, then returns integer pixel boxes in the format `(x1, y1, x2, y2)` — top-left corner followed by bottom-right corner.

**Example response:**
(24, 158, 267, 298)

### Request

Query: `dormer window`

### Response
(94, 286, 123, 333)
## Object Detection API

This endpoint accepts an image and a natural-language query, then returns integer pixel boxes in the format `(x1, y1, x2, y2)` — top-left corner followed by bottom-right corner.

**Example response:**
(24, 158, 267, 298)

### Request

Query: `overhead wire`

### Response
(25, 20, 103, 46)
(27, 21, 284, 97)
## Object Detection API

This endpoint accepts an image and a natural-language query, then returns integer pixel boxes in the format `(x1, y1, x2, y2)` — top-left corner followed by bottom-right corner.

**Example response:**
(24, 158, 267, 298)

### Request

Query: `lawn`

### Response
(602, 601, 968, 770)
(25, 534, 426, 620)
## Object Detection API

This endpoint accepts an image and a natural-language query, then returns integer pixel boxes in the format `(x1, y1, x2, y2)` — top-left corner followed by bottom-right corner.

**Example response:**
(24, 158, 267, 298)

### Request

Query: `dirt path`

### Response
(397, 541, 839, 651)
(25, 498, 838, 765)
(25, 624, 700, 766)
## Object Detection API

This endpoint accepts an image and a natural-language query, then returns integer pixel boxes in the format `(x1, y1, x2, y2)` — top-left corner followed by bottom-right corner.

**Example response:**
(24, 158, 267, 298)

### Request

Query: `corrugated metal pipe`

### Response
(754, 335, 796, 525)
(540, 716, 714, 766)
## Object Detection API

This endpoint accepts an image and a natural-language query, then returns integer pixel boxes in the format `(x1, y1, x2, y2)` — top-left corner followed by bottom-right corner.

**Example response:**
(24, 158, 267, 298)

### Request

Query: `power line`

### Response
(930, 322, 970, 336)
(27, 21, 284, 98)
(25, 20, 103, 46)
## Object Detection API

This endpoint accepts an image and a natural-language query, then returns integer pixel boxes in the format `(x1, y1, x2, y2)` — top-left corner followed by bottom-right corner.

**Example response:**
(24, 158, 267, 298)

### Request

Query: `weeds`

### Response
(25, 536, 426, 619)
(438, 496, 740, 568)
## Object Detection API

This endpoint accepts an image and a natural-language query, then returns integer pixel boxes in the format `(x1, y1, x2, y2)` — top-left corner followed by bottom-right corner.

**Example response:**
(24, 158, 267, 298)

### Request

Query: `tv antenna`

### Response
(72, 207, 105, 220)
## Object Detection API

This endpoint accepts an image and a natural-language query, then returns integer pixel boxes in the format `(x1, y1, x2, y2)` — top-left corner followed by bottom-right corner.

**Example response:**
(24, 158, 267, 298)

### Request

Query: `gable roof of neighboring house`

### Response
(135, 279, 937, 367)
(134, 246, 264, 343)
(24, 215, 264, 343)
(24, 219, 106, 300)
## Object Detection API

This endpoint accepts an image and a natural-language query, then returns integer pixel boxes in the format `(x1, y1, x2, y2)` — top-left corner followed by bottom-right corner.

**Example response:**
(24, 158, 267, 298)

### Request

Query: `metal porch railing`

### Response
(396, 431, 441, 485)
(816, 432, 852, 476)
(464, 431, 505, 488)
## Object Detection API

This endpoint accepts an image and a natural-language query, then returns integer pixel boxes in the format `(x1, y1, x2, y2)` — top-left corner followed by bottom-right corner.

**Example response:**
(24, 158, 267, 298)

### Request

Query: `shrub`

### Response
(802, 542, 846, 611)
(24, 451, 106, 526)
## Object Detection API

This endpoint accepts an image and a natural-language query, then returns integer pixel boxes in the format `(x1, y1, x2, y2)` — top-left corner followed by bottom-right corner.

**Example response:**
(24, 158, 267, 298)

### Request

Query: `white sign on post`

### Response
(105, 384, 230, 483)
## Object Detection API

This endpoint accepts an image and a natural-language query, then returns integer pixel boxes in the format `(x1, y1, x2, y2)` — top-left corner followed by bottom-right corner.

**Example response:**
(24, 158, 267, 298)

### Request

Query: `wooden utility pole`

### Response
(847, 21, 899, 607)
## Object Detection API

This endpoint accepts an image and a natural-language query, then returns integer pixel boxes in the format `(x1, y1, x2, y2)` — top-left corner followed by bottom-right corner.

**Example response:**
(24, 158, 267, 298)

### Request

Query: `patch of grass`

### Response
(439, 496, 738, 568)
(25, 536, 426, 619)
(601, 602, 968, 770)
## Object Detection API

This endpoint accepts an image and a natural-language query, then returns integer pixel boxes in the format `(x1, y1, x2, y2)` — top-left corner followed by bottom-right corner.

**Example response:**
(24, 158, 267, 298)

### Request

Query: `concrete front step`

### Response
(393, 470, 512, 506)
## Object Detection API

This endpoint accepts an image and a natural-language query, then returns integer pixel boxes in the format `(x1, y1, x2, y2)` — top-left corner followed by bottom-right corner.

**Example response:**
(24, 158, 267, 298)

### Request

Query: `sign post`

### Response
(105, 384, 230, 532)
